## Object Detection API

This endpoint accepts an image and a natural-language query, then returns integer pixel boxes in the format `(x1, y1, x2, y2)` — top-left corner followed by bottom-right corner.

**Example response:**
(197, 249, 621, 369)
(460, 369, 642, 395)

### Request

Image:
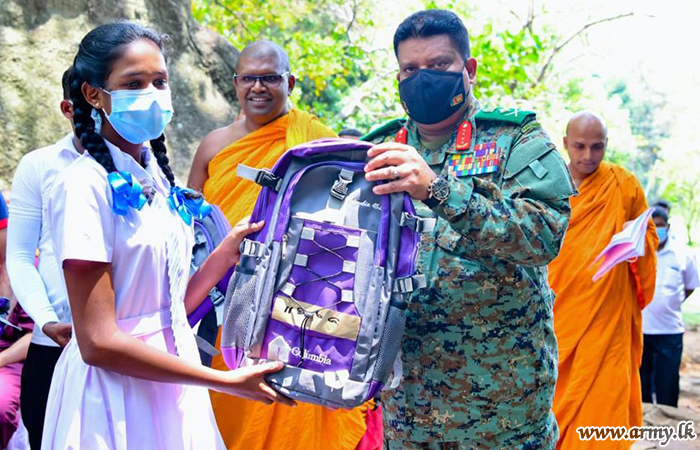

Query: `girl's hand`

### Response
(214, 361, 296, 406)
(219, 218, 264, 266)
(184, 217, 263, 315)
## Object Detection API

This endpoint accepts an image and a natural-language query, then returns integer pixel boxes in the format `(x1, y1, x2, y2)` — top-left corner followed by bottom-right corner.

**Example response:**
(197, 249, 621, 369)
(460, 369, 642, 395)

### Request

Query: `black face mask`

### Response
(398, 68, 467, 125)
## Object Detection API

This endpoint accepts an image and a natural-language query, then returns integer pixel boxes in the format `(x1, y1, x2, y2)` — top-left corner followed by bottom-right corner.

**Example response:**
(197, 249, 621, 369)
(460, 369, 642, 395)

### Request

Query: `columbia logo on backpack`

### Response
(221, 138, 433, 408)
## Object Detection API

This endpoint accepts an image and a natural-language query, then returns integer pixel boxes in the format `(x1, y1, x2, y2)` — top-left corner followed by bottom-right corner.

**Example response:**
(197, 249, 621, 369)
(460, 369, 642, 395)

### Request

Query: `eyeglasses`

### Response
(233, 72, 290, 88)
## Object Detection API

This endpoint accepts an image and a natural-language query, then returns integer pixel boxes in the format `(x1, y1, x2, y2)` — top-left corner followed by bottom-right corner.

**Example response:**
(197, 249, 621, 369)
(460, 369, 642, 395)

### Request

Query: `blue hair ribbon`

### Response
(167, 186, 212, 225)
(107, 171, 147, 216)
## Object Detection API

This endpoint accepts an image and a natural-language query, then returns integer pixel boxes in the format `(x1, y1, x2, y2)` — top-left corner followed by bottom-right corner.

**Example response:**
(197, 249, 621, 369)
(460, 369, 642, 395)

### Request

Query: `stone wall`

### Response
(0, 0, 239, 188)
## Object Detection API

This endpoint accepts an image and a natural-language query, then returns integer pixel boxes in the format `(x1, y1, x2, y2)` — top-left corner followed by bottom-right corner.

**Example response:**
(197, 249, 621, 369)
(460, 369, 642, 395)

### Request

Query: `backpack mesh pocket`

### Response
(370, 296, 407, 384)
(221, 268, 258, 368)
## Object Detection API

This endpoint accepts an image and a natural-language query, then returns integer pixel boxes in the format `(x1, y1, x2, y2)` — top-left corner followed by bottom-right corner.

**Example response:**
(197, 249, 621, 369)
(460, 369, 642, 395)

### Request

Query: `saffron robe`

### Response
(549, 162, 658, 449)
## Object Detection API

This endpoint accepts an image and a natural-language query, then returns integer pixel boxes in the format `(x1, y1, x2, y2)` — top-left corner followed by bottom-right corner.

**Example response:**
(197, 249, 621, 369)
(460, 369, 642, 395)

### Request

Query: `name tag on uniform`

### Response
(448, 142, 501, 177)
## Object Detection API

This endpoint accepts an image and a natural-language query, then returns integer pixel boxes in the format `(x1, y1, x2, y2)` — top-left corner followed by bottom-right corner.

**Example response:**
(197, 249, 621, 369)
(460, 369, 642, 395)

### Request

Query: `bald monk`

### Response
(188, 41, 370, 450)
(548, 112, 658, 449)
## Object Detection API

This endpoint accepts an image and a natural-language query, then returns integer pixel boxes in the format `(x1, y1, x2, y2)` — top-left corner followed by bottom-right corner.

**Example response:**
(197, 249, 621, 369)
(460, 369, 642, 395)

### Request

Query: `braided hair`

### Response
(70, 22, 175, 187)
(150, 133, 176, 186)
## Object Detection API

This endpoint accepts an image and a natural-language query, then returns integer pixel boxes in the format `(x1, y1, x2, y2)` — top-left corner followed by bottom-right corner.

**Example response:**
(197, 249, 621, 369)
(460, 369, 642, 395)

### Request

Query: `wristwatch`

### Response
(423, 176, 450, 208)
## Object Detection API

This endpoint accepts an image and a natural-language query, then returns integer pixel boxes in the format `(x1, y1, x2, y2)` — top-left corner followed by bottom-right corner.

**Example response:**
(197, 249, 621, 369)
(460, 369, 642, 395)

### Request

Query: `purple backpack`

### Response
(187, 204, 231, 364)
(221, 139, 433, 408)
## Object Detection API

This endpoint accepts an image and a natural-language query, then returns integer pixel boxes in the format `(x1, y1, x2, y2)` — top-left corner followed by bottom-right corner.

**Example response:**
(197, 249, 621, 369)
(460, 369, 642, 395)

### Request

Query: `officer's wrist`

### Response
(423, 175, 450, 208)
(414, 171, 438, 201)
(432, 174, 474, 221)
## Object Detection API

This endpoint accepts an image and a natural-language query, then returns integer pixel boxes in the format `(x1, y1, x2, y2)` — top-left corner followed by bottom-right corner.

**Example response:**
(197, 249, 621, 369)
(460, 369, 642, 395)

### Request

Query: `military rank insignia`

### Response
(448, 142, 501, 177)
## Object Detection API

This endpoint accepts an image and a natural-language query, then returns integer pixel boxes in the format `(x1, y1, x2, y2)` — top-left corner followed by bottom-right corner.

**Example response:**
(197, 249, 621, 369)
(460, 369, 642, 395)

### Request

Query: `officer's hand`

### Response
(364, 143, 437, 200)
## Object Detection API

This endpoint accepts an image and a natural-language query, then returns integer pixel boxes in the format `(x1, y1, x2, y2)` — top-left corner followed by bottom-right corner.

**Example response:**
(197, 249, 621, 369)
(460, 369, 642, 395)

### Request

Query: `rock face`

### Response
(0, 0, 239, 187)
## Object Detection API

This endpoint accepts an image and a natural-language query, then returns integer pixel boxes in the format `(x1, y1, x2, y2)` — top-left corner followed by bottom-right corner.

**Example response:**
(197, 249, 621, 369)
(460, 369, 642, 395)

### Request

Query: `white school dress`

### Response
(41, 141, 225, 450)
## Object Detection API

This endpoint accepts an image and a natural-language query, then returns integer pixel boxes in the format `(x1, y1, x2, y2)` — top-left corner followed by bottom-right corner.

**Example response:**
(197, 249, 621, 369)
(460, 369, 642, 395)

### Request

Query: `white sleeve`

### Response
(8, 156, 42, 222)
(684, 250, 700, 291)
(48, 165, 115, 265)
(6, 157, 60, 330)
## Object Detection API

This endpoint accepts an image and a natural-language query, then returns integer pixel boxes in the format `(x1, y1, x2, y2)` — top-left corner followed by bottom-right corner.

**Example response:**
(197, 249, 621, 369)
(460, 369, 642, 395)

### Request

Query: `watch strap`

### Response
(423, 196, 440, 208)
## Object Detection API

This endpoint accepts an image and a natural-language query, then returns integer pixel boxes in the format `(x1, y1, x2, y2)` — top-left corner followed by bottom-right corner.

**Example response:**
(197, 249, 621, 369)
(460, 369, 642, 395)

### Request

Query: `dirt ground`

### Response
(679, 329, 700, 414)
(633, 328, 700, 450)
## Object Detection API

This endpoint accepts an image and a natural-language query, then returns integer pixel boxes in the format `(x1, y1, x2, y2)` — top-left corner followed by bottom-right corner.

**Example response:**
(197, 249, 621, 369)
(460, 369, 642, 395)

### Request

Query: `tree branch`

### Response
(509, 9, 522, 23)
(512, 0, 536, 34)
(345, 0, 359, 40)
(534, 12, 635, 86)
(214, 0, 256, 39)
(526, 0, 535, 33)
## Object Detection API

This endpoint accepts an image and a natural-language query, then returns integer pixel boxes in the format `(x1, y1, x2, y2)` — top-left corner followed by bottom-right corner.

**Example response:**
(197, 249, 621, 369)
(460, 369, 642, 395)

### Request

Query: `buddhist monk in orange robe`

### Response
(188, 41, 372, 450)
(548, 111, 658, 449)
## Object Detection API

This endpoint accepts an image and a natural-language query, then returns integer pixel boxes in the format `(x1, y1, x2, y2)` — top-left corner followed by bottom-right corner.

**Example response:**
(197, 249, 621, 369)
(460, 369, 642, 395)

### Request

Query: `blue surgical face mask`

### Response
(657, 226, 668, 244)
(101, 87, 173, 144)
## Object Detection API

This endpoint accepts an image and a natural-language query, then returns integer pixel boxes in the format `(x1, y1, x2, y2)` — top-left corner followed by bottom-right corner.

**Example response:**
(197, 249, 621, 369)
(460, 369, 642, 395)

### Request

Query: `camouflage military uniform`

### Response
(363, 99, 576, 449)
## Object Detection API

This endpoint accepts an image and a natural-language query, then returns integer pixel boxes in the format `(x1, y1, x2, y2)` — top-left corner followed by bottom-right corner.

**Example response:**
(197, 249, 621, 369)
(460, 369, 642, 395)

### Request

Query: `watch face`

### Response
(432, 177, 450, 202)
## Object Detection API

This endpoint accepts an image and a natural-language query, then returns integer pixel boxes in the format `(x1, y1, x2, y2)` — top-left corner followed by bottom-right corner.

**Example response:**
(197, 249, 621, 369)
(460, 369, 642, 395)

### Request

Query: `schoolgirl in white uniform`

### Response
(41, 22, 293, 450)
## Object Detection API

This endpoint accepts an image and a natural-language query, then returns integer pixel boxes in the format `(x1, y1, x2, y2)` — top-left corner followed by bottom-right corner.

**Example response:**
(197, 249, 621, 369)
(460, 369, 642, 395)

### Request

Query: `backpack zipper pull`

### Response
(282, 233, 288, 256)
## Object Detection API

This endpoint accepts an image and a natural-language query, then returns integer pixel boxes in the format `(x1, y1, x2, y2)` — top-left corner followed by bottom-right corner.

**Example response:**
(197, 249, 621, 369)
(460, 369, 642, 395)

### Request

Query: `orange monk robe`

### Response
(204, 108, 336, 227)
(548, 162, 658, 449)
(203, 108, 369, 450)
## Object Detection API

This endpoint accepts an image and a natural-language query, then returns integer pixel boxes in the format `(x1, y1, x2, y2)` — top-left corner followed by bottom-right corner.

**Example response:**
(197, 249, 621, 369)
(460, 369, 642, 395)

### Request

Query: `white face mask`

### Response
(98, 87, 174, 144)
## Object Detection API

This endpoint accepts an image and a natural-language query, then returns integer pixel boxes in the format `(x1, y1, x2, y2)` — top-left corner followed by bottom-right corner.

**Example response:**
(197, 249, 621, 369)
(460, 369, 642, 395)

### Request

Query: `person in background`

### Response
(0, 189, 12, 302)
(6, 66, 83, 450)
(339, 128, 363, 140)
(549, 111, 658, 449)
(0, 191, 6, 231)
(0, 190, 34, 449)
(640, 207, 699, 407)
(0, 304, 33, 450)
(653, 200, 671, 216)
(652, 200, 678, 242)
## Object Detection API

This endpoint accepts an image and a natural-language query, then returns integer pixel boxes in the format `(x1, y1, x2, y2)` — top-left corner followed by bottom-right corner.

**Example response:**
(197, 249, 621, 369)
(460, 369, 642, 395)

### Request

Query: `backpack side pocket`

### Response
(221, 262, 258, 369)
(368, 293, 407, 398)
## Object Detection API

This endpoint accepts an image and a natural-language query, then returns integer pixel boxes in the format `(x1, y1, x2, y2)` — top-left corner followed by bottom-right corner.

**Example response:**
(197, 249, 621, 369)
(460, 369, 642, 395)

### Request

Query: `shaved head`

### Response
(236, 40, 290, 73)
(563, 111, 608, 186)
(565, 111, 608, 138)
(233, 40, 295, 127)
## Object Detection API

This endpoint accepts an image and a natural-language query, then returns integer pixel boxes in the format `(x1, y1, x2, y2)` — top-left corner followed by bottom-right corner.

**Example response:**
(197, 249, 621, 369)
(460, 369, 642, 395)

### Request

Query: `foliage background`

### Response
(192, 0, 698, 244)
